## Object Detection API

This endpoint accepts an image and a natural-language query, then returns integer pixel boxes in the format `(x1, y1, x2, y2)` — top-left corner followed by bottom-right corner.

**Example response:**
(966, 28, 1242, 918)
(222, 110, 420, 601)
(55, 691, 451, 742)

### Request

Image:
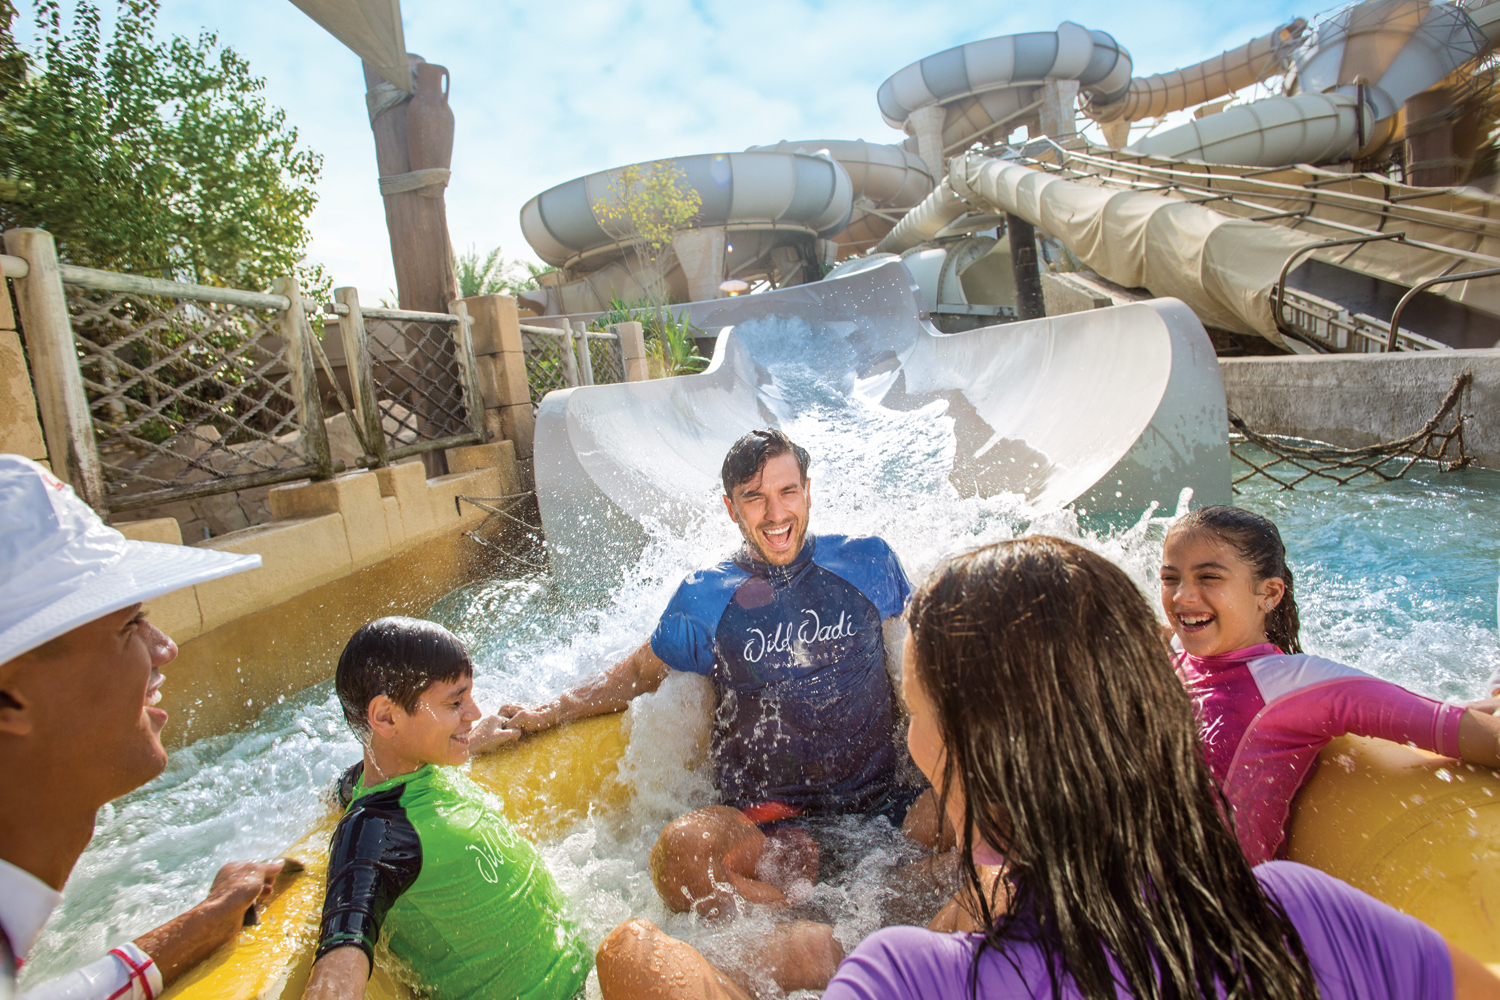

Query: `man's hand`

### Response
(134, 859, 289, 983)
(494, 702, 558, 734)
(468, 714, 524, 754)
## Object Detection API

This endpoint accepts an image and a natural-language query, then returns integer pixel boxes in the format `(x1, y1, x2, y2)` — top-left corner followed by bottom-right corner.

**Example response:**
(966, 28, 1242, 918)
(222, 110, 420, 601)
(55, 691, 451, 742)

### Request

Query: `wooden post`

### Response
(4, 228, 107, 510)
(448, 299, 487, 440)
(273, 276, 334, 479)
(364, 57, 459, 314)
(335, 286, 388, 467)
(572, 320, 595, 386)
(612, 321, 650, 382)
(559, 324, 580, 388)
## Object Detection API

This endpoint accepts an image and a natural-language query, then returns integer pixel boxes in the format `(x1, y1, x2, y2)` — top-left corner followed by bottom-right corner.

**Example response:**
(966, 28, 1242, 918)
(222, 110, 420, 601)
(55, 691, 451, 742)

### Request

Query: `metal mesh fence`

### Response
(364, 316, 471, 450)
(586, 333, 625, 385)
(521, 327, 570, 410)
(66, 286, 318, 508)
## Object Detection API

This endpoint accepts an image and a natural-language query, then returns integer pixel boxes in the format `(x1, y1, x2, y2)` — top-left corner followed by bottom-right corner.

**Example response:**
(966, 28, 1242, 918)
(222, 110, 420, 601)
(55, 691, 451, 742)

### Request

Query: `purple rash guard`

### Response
(649, 533, 910, 813)
(823, 862, 1452, 1000)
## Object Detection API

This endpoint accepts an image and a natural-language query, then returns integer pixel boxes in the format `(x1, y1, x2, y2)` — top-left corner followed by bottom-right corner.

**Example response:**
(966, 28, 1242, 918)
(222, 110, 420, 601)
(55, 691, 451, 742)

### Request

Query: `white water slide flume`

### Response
(533, 260, 1230, 583)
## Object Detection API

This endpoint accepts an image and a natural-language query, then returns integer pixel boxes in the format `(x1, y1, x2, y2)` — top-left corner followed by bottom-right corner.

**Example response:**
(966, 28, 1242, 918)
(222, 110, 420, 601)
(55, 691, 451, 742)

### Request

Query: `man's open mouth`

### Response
(145, 673, 165, 707)
(762, 524, 793, 549)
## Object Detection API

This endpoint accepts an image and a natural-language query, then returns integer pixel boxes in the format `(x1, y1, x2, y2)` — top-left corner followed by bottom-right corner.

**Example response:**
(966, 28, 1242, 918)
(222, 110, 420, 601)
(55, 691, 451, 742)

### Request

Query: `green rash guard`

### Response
(316, 763, 591, 1000)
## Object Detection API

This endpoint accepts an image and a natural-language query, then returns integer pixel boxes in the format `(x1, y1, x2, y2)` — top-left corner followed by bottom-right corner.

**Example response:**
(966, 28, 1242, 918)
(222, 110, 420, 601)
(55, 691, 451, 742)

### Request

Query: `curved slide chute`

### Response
(877, 21, 1133, 153)
(532, 258, 1230, 582)
(1084, 19, 1308, 124)
(1130, 0, 1491, 166)
(518, 150, 853, 313)
(748, 139, 935, 256)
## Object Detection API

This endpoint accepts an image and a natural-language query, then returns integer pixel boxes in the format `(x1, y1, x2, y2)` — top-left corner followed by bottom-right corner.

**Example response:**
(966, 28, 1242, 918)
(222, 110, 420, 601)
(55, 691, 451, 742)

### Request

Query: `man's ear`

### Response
(367, 695, 403, 738)
(0, 662, 32, 738)
(722, 494, 738, 523)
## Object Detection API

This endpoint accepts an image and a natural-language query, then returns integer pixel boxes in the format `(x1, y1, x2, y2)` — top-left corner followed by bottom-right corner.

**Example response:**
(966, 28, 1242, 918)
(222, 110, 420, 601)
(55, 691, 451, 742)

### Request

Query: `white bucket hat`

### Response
(0, 454, 261, 664)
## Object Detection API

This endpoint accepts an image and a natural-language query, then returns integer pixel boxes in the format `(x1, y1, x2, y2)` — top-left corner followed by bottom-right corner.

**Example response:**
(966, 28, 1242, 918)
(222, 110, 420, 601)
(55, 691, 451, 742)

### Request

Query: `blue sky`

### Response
(14, 0, 1306, 300)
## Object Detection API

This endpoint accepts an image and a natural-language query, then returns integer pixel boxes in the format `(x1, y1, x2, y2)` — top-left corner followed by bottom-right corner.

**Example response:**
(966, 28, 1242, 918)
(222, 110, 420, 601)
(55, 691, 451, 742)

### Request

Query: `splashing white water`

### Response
(24, 350, 1500, 995)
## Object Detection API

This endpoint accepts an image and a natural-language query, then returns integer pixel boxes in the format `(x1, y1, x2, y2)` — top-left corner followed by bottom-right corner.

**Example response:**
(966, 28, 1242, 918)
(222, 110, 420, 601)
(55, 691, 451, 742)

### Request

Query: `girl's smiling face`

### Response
(1159, 530, 1286, 658)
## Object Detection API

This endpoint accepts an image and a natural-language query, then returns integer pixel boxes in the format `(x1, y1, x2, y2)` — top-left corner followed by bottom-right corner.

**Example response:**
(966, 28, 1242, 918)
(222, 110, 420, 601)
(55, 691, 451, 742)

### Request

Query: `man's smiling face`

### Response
(723, 452, 811, 567)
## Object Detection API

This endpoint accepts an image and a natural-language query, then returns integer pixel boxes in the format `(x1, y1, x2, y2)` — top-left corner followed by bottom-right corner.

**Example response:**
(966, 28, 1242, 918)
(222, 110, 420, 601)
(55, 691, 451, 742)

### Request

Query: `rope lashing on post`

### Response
(456, 493, 548, 569)
(377, 168, 451, 196)
(1228, 371, 1472, 492)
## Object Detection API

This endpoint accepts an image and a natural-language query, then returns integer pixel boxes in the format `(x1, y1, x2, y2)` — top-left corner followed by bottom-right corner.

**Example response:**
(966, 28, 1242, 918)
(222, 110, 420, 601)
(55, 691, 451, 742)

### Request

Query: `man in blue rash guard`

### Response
(482, 430, 943, 933)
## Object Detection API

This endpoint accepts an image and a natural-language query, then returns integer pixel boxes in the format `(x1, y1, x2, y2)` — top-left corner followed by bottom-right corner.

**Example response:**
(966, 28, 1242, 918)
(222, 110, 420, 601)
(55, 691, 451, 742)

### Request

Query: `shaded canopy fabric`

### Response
(289, 0, 411, 92)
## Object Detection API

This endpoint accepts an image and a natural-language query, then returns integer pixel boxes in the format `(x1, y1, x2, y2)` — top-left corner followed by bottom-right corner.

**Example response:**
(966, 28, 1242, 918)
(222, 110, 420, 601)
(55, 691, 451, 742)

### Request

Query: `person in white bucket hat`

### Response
(0, 455, 284, 1000)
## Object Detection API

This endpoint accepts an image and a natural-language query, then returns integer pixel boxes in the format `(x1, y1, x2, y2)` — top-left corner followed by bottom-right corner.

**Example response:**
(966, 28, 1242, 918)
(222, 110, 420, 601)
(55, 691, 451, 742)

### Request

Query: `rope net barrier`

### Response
(1229, 371, 1472, 491)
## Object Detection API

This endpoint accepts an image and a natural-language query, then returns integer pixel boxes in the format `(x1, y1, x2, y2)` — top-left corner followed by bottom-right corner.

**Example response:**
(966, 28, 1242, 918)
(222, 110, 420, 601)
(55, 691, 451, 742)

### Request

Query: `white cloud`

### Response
(15, 0, 1305, 302)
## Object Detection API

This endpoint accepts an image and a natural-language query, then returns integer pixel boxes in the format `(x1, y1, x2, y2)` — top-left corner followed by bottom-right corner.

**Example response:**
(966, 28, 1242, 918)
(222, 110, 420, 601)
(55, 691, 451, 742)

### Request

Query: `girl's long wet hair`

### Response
(1168, 505, 1302, 654)
(907, 537, 1319, 1000)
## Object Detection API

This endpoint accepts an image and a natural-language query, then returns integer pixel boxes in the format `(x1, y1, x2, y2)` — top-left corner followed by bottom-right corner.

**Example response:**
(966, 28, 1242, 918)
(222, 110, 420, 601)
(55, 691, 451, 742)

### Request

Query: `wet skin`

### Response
(723, 452, 811, 567)
(362, 675, 482, 784)
(1159, 531, 1285, 658)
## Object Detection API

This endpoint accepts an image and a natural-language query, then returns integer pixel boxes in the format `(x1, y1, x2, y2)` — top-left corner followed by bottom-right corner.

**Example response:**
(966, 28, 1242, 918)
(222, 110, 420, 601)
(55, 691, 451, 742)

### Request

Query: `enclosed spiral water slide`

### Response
(518, 150, 853, 315)
(1128, 0, 1492, 167)
(747, 139, 936, 257)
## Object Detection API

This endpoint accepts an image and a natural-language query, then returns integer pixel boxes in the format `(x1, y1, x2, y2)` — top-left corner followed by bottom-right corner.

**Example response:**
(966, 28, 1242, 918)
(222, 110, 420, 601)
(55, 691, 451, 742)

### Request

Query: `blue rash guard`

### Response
(650, 533, 912, 813)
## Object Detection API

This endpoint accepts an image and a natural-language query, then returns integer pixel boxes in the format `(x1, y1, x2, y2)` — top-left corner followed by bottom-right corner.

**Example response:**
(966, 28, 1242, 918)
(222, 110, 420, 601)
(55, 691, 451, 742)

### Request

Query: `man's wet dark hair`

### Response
(336, 617, 473, 736)
(720, 429, 810, 497)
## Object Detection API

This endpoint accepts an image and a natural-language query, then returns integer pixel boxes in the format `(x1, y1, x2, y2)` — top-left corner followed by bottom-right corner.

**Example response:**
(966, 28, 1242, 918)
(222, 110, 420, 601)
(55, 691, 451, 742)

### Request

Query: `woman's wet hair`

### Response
(336, 617, 473, 736)
(1168, 505, 1302, 654)
(720, 428, 810, 497)
(907, 537, 1319, 1000)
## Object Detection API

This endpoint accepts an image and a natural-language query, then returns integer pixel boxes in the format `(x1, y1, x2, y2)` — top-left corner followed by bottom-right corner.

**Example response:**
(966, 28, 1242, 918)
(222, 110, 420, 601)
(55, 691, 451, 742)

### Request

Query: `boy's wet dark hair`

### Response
(336, 617, 474, 736)
(720, 428, 810, 497)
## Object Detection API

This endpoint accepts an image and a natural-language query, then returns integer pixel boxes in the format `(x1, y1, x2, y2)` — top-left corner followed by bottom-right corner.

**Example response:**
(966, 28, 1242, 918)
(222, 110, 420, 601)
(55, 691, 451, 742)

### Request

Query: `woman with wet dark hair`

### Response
(823, 536, 1499, 1000)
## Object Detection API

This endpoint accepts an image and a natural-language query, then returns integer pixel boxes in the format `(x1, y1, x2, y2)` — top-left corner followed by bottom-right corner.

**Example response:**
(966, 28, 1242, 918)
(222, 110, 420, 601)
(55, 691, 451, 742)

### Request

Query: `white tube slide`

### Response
(1128, 91, 1381, 166)
(1084, 19, 1307, 123)
(877, 22, 1133, 150)
(880, 154, 1319, 346)
(1130, 0, 1489, 167)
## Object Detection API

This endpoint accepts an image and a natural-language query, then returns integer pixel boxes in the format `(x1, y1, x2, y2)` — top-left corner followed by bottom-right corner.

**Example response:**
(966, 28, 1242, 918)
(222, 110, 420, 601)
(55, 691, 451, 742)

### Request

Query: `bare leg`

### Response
(597, 918, 752, 1000)
(650, 806, 816, 917)
(596, 917, 843, 1000)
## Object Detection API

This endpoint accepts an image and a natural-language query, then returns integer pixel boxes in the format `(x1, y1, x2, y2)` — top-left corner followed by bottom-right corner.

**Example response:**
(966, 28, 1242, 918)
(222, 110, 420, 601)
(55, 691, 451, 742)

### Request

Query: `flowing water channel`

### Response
(23, 354, 1500, 995)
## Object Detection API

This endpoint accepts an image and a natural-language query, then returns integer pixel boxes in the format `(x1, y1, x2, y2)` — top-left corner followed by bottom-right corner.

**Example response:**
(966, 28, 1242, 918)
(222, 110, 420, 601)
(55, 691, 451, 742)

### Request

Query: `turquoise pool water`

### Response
(22, 392, 1500, 994)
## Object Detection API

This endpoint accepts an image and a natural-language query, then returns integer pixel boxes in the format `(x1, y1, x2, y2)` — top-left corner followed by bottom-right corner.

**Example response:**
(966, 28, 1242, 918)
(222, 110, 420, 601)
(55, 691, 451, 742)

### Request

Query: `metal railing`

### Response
(518, 321, 626, 411)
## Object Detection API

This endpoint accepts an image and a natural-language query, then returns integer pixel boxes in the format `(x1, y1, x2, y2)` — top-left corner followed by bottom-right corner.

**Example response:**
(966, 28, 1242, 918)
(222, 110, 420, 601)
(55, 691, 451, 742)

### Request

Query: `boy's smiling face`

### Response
(375, 674, 481, 769)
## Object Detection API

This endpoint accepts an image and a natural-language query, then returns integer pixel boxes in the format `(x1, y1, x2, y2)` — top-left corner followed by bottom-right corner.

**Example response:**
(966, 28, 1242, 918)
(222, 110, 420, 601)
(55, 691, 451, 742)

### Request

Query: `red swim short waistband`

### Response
(740, 801, 804, 825)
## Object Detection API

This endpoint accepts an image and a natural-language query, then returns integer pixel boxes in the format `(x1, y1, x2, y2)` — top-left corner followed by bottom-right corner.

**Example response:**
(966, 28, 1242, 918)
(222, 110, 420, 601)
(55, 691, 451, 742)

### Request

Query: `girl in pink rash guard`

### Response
(1159, 505, 1500, 864)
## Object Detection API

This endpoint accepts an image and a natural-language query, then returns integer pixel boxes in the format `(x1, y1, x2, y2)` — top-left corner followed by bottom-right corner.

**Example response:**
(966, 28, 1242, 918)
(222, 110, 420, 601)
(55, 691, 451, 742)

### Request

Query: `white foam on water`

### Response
(24, 338, 1500, 994)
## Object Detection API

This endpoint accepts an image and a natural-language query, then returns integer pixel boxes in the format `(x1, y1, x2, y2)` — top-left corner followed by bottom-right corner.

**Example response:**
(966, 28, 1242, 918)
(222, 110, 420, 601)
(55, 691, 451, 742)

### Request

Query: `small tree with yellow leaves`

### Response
(594, 160, 702, 305)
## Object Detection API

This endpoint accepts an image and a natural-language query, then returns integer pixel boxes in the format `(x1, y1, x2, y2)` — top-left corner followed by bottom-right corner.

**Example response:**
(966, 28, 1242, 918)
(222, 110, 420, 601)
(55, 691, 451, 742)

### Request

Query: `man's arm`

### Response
(302, 945, 369, 1000)
(481, 641, 671, 745)
(20, 861, 284, 1000)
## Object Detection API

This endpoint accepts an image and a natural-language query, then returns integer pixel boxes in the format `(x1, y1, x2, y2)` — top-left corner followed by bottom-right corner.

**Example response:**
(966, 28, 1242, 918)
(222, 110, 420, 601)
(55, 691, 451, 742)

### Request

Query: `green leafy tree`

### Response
(453, 243, 555, 299)
(594, 160, 701, 305)
(0, 0, 325, 294)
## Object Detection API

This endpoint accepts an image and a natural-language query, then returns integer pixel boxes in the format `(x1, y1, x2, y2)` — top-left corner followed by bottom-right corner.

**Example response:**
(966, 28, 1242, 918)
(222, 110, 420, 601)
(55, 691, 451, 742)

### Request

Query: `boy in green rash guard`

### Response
(302, 617, 591, 1000)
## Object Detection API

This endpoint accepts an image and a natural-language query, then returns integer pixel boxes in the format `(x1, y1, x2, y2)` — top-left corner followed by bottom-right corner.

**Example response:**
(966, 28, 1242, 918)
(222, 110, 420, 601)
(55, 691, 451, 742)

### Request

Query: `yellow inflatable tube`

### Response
(161, 713, 630, 1000)
(1286, 734, 1500, 963)
(162, 725, 1500, 999)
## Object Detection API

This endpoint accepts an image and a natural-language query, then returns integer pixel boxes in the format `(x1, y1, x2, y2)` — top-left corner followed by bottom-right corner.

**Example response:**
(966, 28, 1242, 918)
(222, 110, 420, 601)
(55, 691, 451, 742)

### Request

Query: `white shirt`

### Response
(0, 859, 62, 967)
(0, 859, 162, 1000)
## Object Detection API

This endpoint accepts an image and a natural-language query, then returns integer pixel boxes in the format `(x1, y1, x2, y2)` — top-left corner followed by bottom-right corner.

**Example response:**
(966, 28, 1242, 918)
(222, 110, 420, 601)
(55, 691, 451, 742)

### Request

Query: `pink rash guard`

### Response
(1173, 641, 1465, 865)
